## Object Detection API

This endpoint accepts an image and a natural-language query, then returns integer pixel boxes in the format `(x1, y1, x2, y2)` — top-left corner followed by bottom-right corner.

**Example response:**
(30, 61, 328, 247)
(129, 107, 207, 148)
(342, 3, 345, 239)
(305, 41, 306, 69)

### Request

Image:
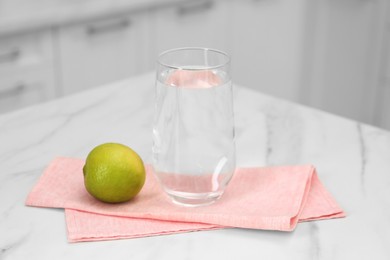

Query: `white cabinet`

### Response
(148, 0, 230, 70)
(0, 68, 56, 113)
(149, 0, 308, 104)
(302, 0, 388, 126)
(0, 31, 57, 113)
(379, 86, 390, 130)
(377, 3, 390, 130)
(228, 0, 308, 102)
(57, 13, 150, 95)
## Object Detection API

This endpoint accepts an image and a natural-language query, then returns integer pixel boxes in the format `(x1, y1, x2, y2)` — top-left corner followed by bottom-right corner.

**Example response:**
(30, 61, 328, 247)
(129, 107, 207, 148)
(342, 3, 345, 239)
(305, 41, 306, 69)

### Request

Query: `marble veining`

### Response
(1, 72, 390, 259)
(356, 123, 367, 194)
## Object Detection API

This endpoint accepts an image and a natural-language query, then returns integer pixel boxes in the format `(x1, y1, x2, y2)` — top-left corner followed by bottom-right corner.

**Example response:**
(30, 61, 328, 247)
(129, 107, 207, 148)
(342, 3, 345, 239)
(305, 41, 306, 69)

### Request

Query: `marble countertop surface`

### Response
(1, 72, 390, 259)
(0, 0, 186, 36)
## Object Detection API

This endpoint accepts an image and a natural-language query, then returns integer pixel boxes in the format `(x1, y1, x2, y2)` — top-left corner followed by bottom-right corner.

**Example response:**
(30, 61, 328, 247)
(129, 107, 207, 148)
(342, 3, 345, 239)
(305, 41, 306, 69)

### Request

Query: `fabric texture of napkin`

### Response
(26, 157, 345, 242)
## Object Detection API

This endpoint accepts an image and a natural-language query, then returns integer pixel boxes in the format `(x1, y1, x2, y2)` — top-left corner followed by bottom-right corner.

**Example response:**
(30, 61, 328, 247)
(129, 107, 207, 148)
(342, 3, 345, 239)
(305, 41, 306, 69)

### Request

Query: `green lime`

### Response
(83, 143, 145, 203)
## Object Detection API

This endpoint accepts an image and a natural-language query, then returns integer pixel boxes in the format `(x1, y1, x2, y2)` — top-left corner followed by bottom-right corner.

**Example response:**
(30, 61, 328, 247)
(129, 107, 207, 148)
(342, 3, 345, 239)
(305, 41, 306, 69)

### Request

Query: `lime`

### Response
(83, 143, 146, 203)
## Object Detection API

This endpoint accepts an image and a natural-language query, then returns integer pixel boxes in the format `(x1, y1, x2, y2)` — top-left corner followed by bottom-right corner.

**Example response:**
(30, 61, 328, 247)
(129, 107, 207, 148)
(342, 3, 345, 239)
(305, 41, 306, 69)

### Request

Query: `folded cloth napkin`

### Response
(26, 157, 345, 242)
(65, 209, 219, 242)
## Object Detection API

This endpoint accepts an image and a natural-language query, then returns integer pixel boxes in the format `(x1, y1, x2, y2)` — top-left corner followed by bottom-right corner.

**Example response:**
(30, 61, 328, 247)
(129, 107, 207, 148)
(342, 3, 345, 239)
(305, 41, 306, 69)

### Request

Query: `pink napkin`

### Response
(26, 157, 345, 242)
(65, 209, 219, 242)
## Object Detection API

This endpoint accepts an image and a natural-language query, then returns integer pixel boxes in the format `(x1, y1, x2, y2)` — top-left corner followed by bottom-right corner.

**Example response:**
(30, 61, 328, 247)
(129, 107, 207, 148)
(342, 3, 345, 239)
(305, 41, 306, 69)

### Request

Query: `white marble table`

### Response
(1, 72, 389, 259)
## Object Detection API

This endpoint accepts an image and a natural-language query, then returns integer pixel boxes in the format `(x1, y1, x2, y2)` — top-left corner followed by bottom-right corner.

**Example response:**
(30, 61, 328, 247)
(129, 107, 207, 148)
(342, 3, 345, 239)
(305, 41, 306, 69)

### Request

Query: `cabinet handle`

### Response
(86, 19, 131, 35)
(0, 83, 25, 98)
(177, 0, 214, 16)
(0, 48, 20, 63)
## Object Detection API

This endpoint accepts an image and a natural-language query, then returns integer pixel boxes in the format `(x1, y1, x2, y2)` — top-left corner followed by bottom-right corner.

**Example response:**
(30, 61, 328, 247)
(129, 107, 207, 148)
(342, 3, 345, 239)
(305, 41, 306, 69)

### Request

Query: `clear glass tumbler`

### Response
(152, 47, 236, 207)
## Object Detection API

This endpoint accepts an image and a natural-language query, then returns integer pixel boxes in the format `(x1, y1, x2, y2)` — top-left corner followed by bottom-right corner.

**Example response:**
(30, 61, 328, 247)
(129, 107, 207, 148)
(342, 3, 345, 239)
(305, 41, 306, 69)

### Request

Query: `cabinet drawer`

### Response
(0, 68, 56, 114)
(228, 0, 306, 102)
(149, 0, 230, 69)
(58, 13, 149, 95)
(0, 31, 54, 75)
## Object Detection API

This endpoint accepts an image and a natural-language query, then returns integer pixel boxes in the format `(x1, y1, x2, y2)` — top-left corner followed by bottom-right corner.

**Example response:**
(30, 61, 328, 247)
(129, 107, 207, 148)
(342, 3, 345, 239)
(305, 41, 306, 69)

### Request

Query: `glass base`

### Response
(166, 190, 223, 207)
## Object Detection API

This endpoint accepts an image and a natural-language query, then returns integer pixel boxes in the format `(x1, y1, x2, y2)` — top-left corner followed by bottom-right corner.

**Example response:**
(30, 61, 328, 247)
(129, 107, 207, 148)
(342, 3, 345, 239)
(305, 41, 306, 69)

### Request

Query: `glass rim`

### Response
(157, 47, 230, 71)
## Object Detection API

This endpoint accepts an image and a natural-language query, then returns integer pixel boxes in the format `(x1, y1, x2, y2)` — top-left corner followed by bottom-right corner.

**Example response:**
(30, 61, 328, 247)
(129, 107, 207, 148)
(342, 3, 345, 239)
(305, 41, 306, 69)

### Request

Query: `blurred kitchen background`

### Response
(0, 0, 389, 130)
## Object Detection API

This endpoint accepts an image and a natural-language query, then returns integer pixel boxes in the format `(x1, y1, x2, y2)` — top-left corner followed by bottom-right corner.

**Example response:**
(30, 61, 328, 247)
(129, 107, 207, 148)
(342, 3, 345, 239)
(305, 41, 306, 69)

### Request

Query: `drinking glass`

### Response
(152, 47, 235, 207)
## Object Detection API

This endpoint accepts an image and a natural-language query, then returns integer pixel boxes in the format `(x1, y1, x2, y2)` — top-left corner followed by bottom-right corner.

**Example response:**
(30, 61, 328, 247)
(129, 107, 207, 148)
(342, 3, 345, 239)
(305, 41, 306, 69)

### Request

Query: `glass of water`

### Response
(152, 47, 235, 207)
